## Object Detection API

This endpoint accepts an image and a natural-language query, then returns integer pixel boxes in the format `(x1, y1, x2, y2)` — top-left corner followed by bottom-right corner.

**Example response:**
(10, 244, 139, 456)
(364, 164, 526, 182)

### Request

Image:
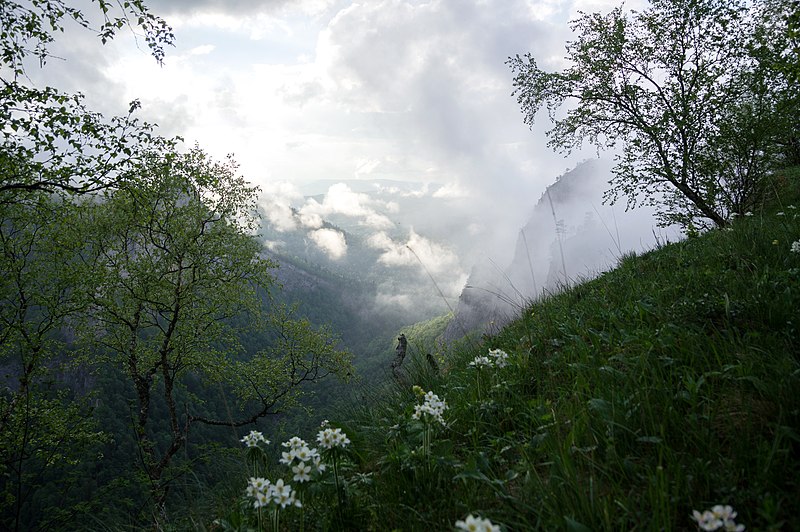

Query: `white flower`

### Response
(692, 510, 722, 531)
(282, 436, 306, 450)
(295, 445, 314, 462)
(692, 505, 745, 531)
(469, 355, 493, 368)
(744, 211, 753, 217)
(246, 477, 270, 498)
(791, 240, 800, 253)
(788, 205, 797, 209)
(253, 490, 270, 508)
(777, 212, 785, 216)
(313, 454, 326, 472)
(712, 505, 745, 531)
(411, 388, 448, 425)
(455, 514, 500, 532)
(488, 348, 509, 368)
(316, 427, 351, 449)
(292, 462, 312, 482)
(712, 505, 736, 522)
(270, 479, 300, 508)
(279, 450, 297, 466)
(241, 430, 269, 448)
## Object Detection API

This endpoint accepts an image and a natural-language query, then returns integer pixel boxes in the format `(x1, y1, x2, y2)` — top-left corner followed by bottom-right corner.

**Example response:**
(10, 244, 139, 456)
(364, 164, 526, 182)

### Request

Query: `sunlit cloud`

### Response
(368, 228, 461, 277)
(308, 228, 347, 259)
(299, 183, 394, 229)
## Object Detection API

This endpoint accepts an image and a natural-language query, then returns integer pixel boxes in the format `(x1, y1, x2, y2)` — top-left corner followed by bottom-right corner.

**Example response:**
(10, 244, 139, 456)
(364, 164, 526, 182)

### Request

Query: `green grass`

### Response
(214, 174, 800, 530)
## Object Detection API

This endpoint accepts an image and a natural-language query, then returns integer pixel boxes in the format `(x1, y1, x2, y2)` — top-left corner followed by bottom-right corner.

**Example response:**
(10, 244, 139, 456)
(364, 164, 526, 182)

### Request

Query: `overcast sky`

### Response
(33, 0, 664, 301)
(37, 0, 635, 193)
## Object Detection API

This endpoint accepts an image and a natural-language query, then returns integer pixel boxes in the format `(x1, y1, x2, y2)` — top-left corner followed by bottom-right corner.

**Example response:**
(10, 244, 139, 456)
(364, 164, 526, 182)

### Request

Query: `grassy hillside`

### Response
(213, 171, 800, 531)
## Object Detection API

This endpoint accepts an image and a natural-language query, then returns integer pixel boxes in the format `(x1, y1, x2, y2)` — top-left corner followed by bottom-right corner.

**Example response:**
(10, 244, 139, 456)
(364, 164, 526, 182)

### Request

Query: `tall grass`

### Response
(213, 169, 800, 530)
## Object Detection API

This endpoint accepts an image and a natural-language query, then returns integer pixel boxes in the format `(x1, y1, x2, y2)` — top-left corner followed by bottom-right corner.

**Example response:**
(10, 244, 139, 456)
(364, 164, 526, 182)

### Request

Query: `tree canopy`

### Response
(0, 2, 355, 528)
(508, 0, 799, 229)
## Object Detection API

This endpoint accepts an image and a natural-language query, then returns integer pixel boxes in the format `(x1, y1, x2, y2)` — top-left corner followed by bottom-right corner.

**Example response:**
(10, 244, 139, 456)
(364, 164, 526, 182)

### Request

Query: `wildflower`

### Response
(316, 427, 351, 449)
(295, 445, 314, 462)
(455, 514, 500, 532)
(777, 212, 785, 216)
(241, 430, 269, 448)
(744, 212, 753, 217)
(253, 490, 271, 508)
(712, 505, 744, 531)
(692, 505, 745, 531)
(282, 436, 306, 450)
(469, 355, 493, 368)
(246, 477, 270, 498)
(692, 510, 722, 531)
(279, 449, 298, 466)
(772, 239, 779, 245)
(412, 385, 425, 397)
(313, 454, 326, 472)
(411, 388, 448, 425)
(791, 240, 800, 253)
(788, 205, 797, 209)
(488, 348, 509, 368)
(270, 479, 301, 508)
(292, 462, 312, 482)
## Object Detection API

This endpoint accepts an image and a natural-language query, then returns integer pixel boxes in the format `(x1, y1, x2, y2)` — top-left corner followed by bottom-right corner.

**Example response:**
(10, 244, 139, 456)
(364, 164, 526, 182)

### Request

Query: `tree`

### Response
(0, 3, 175, 527)
(508, 0, 798, 229)
(81, 146, 353, 523)
(0, 0, 176, 197)
(0, 193, 105, 531)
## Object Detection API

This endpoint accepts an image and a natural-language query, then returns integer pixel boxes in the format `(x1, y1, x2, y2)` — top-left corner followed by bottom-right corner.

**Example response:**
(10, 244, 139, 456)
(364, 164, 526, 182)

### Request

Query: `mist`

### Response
(25, 0, 670, 327)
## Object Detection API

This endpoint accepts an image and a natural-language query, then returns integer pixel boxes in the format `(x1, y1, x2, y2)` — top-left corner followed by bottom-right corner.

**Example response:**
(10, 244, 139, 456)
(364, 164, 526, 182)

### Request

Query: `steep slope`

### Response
(445, 159, 674, 340)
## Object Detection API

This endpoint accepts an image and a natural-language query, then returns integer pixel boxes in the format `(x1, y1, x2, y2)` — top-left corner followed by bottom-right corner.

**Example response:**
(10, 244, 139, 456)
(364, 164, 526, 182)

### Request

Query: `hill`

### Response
(213, 167, 800, 530)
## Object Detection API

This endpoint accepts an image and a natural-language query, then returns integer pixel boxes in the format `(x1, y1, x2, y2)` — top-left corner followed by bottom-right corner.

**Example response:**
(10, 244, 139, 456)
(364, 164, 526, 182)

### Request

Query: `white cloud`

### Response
(375, 292, 413, 309)
(368, 229, 460, 276)
(308, 228, 347, 259)
(299, 211, 324, 229)
(188, 44, 216, 55)
(52, 0, 651, 281)
(299, 183, 394, 229)
(432, 182, 470, 199)
(258, 181, 304, 232)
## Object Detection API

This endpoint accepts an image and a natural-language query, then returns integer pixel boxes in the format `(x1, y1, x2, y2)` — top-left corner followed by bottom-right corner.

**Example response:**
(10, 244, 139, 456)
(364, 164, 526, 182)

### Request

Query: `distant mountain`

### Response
(444, 159, 679, 341)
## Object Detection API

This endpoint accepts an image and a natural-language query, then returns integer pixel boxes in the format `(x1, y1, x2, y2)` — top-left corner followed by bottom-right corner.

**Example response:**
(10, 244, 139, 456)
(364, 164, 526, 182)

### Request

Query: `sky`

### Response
(31, 0, 665, 307)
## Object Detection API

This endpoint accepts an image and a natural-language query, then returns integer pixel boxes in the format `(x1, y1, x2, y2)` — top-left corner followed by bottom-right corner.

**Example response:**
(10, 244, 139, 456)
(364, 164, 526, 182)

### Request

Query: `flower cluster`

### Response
(691, 505, 745, 531)
(240, 430, 269, 448)
(469, 348, 510, 369)
(791, 239, 800, 254)
(469, 355, 492, 368)
(246, 477, 301, 509)
(455, 514, 500, 532)
(316, 427, 351, 449)
(411, 386, 448, 426)
(279, 436, 325, 481)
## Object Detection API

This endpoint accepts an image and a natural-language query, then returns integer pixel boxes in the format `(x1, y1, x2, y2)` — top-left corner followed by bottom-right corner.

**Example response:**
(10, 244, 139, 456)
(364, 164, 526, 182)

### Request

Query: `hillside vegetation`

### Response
(214, 168, 800, 531)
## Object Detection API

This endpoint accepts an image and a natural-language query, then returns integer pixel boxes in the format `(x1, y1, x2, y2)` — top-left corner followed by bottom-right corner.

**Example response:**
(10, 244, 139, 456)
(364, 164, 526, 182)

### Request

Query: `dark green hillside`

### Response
(216, 168, 800, 531)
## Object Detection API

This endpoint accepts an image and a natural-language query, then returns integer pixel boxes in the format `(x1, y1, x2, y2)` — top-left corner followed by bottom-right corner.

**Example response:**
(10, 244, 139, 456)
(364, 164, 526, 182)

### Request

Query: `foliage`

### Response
(0, 193, 106, 530)
(0, 0, 176, 197)
(77, 146, 354, 523)
(0, 2, 356, 528)
(0, 0, 173, 76)
(508, 0, 798, 229)
(0, 83, 176, 196)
